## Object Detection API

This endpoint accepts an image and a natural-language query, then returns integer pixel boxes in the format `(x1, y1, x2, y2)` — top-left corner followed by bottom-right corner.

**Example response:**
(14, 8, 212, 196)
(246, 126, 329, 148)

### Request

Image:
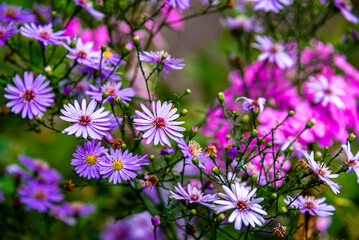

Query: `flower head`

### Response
(66, 38, 100, 68)
(63, 201, 96, 217)
(166, 0, 190, 12)
(236, 97, 266, 114)
(341, 141, 359, 182)
(303, 151, 341, 194)
(0, 21, 18, 46)
(214, 183, 267, 230)
(176, 137, 210, 169)
(99, 148, 148, 184)
(4, 72, 54, 119)
(0, 3, 35, 23)
(71, 140, 108, 179)
(252, 35, 294, 69)
(73, 0, 105, 20)
(284, 195, 335, 217)
(20, 23, 68, 46)
(252, 0, 293, 13)
(60, 99, 111, 139)
(18, 180, 63, 212)
(335, 0, 358, 23)
(86, 81, 135, 105)
(134, 101, 186, 146)
(139, 50, 185, 73)
(170, 182, 218, 208)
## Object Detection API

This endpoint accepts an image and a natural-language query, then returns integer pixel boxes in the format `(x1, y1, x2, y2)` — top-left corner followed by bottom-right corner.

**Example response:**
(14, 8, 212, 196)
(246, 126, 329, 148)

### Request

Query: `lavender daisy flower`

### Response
(63, 201, 96, 217)
(170, 182, 218, 208)
(303, 151, 341, 194)
(4, 72, 54, 119)
(0, 22, 18, 46)
(20, 23, 68, 46)
(18, 180, 63, 212)
(213, 183, 267, 230)
(73, 0, 105, 20)
(86, 82, 136, 104)
(139, 50, 185, 73)
(71, 140, 108, 179)
(176, 137, 210, 169)
(99, 148, 148, 184)
(252, 0, 293, 13)
(166, 0, 190, 12)
(252, 35, 294, 69)
(99, 48, 125, 66)
(220, 16, 263, 33)
(335, 0, 358, 24)
(236, 97, 266, 114)
(0, 3, 35, 23)
(60, 99, 111, 139)
(66, 38, 100, 68)
(134, 101, 186, 146)
(159, 146, 175, 155)
(341, 141, 359, 182)
(284, 195, 335, 217)
(50, 205, 76, 226)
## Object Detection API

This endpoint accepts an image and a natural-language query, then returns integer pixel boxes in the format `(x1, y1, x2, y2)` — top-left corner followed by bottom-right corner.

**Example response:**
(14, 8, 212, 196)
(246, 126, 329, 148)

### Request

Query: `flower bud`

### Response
(212, 166, 220, 176)
(192, 157, 199, 166)
(306, 118, 316, 129)
(226, 134, 231, 141)
(324, 146, 329, 152)
(270, 193, 277, 200)
(51, 11, 57, 18)
(185, 88, 191, 95)
(70, 40, 76, 48)
(190, 209, 197, 216)
(240, 114, 250, 124)
(251, 129, 258, 138)
(287, 146, 294, 153)
(150, 155, 155, 161)
(102, 91, 110, 99)
(122, 42, 133, 56)
(168, 195, 174, 201)
(263, 150, 267, 155)
(279, 206, 288, 214)
(215, 213, 226, 223)
(133, 36, 140, 47)
(250, 174, 258, 183)
(189, 125, 198, 139)
(113, 96, 122, 105)
(121, 143, 127, 150)
(101, 45, 107, 52)
(63, 86, 72, 95)
(288, 110, 295, 117)
(124, 103, 130, 110)
(348, 133, 356, 143)
(217, 92, 225, 103)
(35, 114, 44, 124)
(44, 65, 52, 73)
(151, 217, 160, 226)
(180, 109, 188, 117)
(314, 151, 322, 160)
(227, 147, 238, 160)
(266, 142, 272, 148)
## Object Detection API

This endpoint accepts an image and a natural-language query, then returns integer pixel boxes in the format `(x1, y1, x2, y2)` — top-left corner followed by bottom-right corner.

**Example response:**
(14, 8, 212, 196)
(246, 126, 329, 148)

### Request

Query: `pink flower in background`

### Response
(162, 5, 184, 30)
(63, 17, 81, 37)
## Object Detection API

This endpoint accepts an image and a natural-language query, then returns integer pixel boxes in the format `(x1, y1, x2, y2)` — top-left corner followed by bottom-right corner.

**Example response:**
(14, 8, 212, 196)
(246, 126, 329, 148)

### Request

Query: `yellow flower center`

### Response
(103, 50, 113, 59)
(112, 160, 124, 171)
(85, 154, 98, 166)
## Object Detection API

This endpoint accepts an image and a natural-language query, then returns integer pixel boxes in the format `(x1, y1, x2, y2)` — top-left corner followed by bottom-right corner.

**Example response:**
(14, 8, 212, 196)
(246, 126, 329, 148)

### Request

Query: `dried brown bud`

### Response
(186, 225, 197, 235)
(227, 0, 235, 8)
(112, 138, 125, 149)
(64, 180, 75, 192)
(204, 144, 217, 158)
(274, 223, 287, 238)
(145, 174, 159, 193)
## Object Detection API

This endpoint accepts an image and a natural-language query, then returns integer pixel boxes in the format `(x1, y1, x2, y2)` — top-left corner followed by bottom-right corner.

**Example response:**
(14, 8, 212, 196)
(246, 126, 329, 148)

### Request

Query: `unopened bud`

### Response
(190, 209, 197, 216)
(168, 195, 174, 201)
(122, 42, 133, 56)
(217, 92, 225, 103)
(69, 41, 76, 48)
(102, 91, 110, 99)
(51, 11, 57, 18)
(150, 155, 155, 161)
(251, 129, 258, 138)
(133, 36, 140, 46)
(287, 146, 294, 154)
(192, 157, 199, 166)
(151, 217, 160, 226)
(270, 193, 278, 200)
(306, 118, 316, 129)
(348, 133, 356, 143)
(121, 144, 127, 150)
(189, 125, 198, 139)
(44, 65, 52, 73)
(314, 151, 322, 161)
(279, 206, 288, 214)
(241, 114, 250, 124)
(114, 96, 122, 105)
(101, 45, 107, 52)
(250, 174, 258, 183)
(180, 109, 188, 117)
(266, 142, 272, 148)
(185, 88, 191, 95)
(288, 110, 295, 117)
(124, 103, 130, 110)
(35, 114, 44, 124)
(212, 166, 220, 176)
(215, 213, 226, 223)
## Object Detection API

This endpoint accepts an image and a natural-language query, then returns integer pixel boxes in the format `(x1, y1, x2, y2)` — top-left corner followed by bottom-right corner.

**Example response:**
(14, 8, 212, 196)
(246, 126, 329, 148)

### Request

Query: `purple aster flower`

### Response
(227, 147, 238, 160)
(134, 101, 186, 146)
(213, 183, 267, 230)
(73, 0, 105, 20)
(0, 3, 36, 23)
(284, 195, 335, 217)
(18, 180, 63, 212)
(63, 201, 96, 217)
(5, 163, 26, 178)
(166, 0, 190, 12)
(99, 148, 148, 184)
(335, 0, 358, 24)
(341, 141, 359, 182)
(236, 97, 266, 114)
(159, 146, 175, 155)
(220, 16, 263, 33)
(303, 151, 341, 194)
(20, 23, 68, 46)
(71, 140, 108, 179)
(0, 21, 18, 46)
(139, 50, 185, 73)
(60, 99, 111, 139)
(50, 205, 76, 226)
(252, 35, 294, 69)
(252, 0, 293, 13)
(175, 137, 210, 169)
(66, 38, 100, 68)
(99, 48, 125, 66)
(151, 217, 160, 226)
(306, 75, 345, 109)
(170, 182, 218, 208)
(86, 82, 136, 105)
(4, 72, 54, 119)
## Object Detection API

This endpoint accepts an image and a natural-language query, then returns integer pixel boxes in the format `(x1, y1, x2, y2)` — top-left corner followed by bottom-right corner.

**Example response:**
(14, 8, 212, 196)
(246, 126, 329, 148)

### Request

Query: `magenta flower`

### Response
(86, 82, 136, 105)
(284, 195, 335, 217)
(73, 0, 105, 20)
(303, 151, 341, 194)
(71, 140, 108, 179)
(170, 182, 218, 208)
(341, 142, 359, 182)
(166, 0, 190, 12)
(20, 23, 68, 46)
(63, 201, 96, 217)
(139, 50, 185, 73)
(18, 180, 63, 212)
(134, 101, 186, 146)
(335, 0, 358, 24)
(4, 72, 54, 119)
(305, 75, 345, 109)
(236, 97, 266, 114)
(0, 21, 18, 46)
(66, 38, 100, 68)
(252, 0, 293, 13)
(252, 35, 294, 69)
(214, 183, 267, 230)
(60, 99, 111, 140)
(0, 3, 35, 23)
(99, 148, 148, 184)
